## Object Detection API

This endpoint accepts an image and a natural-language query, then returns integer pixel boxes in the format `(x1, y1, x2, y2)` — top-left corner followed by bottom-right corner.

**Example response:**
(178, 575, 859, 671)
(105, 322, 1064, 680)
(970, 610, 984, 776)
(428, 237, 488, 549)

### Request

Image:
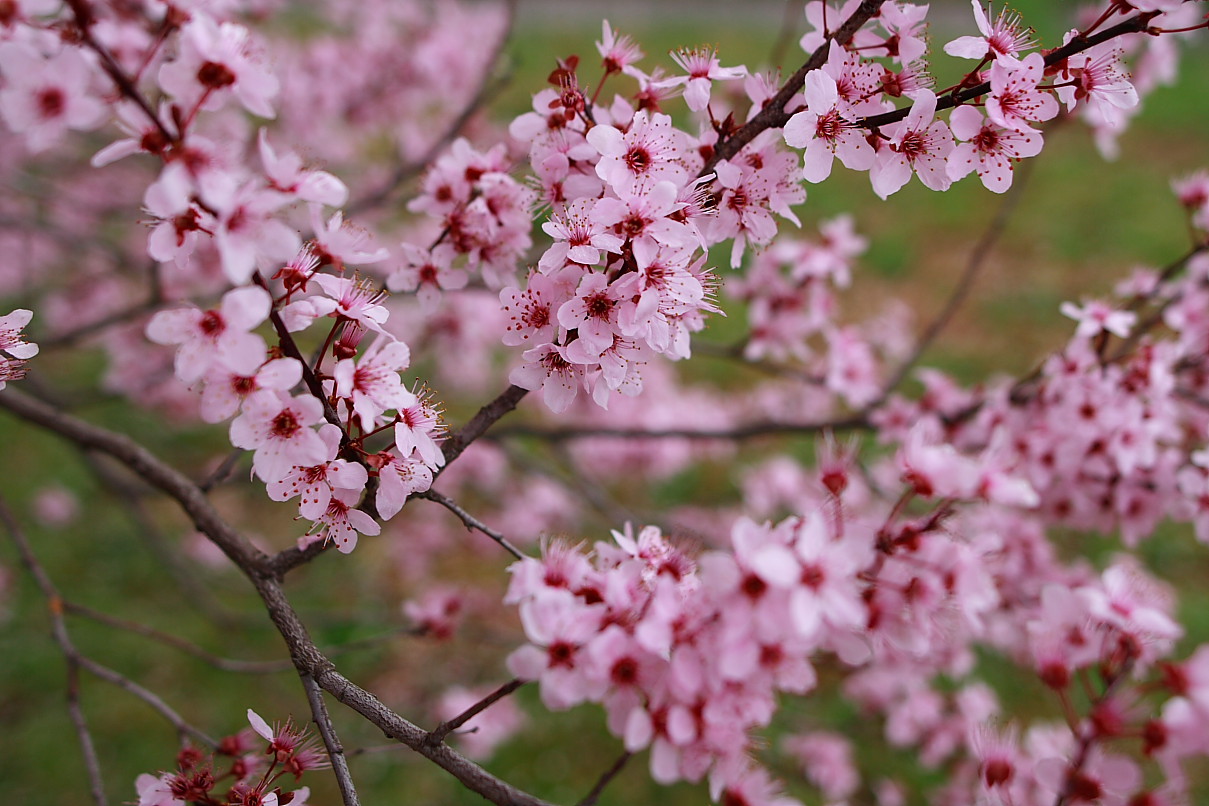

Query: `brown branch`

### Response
(415, 488, 527, 560)
(702, 0, 888, 175)
(856, 12, 1160, 132)
(0, 496, 109, 806)
(576, 751, 631, 806)
(438, 384, 529, 471)
(301, 673, 360, 806)
(425, 679, 525, 746)
(490, 411, 871, 442)
(76, 655, 217, 748)
(0, 387, 555, 806)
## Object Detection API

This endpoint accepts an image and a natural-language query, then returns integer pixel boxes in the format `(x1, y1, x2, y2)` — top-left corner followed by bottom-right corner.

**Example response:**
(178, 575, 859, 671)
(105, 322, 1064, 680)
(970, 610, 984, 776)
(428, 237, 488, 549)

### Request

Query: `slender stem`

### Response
(416, 488, 527, 560)
(0, 496, 109, 806)
(576, 751, 632, 806)
(426, 679, 524, 746)
(77, 655, 218, 748)
(302, 673, 360, 806)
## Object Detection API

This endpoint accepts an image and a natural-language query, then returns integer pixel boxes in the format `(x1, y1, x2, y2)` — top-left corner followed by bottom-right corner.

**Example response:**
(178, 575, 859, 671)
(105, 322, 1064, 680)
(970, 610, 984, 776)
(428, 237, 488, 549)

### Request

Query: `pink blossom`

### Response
(206, 179, 301, 285)
(870, 90, 955, 198)
(943, 1, 1037, 65)
(267, 424, 368, 520)
(1060, 299, 1137, 339)
(309, 274, 391, 333)
(375, 452, 434, 520)
(199, 356, 301, 424)
(388, 243, 467, 309)
(783, 70, 876, 183)
(500, 271, 570, 347)
(539, 199, 625, 271)
(304, 485, 380, 554)
(987, 53, 1060, 133)
(509, 342, 585, 413)
(394, 388, 446, 470)
(229, 390, 328, 483)
(0, 44, 106, 153)
(258, 130, 347, 207)
(157, 14, 279, 119)
(333, 338, 413, 430)
(404, 586, 465, 639)
(309, 206, 390, 271)
(146, 286, 271, 384)
(654, 47, 746, 112)
(587, 110, 688, 193)
(596, 21, 644, 76)
(947, 105, 1044, 193)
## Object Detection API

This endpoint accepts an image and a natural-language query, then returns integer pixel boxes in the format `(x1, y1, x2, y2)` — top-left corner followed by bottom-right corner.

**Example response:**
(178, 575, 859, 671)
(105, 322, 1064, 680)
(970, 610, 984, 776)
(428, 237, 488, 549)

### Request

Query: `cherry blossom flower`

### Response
(205, 179, 301, 285)
(597, 21, 644, 76)
(870, 90, 955, 198)
(146, 286, 271, 384)
(784, 70, 876, 183)
(510, 342, 585, 413)
(500, 271, 570, 347)
(229, 390, 328, 483)
(333, 337, 413, 429)
(654, 47, 746, 112)
(0, 44, 106, 153)
(258, 130, 347, 207)
(387, 243, 466, 309)
(308, 206, 390, 271)
(1060, 299, 1137, 339)
(199, 357, 301, 424)
(304, 486, 380, 554)
(987, 53, 1060, 133)
(375, 451, 434, 520)
(0, 308, 37, 391)
(267, 424, 368, 519)
(587, 110, 688, 193)
(394, 387, 446, 470)
(309, 274, 391, 333)
(157, 14, 279, 119)
(947, 105, 1044, 193)
(1053, 39, 1140, 122)
(944, 1, 1037, 65)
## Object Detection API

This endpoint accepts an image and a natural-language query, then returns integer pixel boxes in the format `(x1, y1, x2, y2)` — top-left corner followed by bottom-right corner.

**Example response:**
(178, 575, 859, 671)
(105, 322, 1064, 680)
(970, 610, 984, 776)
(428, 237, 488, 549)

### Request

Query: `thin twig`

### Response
(874, 156, 1037, 402)
(63, 602, 295, 674)
(0, 496, 109, 806)
(0, 388, 556, 806)
(437, 384, 529, 473)
(302, 673, 360, 806)
(426, 679, 524, 746)
(198, 448, 246, 492)
(489, 412, 871, 442)
(576, 751, 632, 806)
(349, 0, 520, 215)
(415, 488, 526, 560)
(76, 655, 217, 748)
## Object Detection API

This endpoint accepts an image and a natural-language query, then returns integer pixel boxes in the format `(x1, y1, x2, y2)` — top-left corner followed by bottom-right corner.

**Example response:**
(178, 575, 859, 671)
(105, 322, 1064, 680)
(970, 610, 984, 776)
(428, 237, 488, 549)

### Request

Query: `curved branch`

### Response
(0, 387, 555, 806)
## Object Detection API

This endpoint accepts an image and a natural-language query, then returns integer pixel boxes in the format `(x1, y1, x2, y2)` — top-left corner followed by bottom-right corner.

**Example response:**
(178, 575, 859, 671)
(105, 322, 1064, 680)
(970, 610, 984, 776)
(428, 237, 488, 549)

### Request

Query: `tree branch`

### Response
(426, 679, 524, 746)
(301, 673, 360, 806)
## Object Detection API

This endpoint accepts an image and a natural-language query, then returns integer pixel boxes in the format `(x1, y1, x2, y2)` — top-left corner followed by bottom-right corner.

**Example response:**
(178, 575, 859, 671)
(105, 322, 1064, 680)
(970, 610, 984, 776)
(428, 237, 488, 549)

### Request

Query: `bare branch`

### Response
(438, 384, 529, 472)
(426, 679, 524, 746)
(0, 387, 555, 806)
(301, 673, 360, 806)
(0, 496, 109, 806)
(576, 751, 631, 806)
(416, 488, 527, 560)
(76, 655, 217, 748)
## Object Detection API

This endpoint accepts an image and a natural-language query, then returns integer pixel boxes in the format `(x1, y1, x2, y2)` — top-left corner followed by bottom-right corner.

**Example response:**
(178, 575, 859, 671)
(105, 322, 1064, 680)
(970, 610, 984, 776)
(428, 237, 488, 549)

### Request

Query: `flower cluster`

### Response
(135, 710, 321, 806)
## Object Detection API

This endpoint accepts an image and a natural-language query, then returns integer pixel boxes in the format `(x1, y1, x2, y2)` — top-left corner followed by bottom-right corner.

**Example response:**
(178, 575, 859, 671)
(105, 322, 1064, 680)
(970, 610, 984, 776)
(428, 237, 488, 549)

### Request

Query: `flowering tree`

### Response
(2, 0, 1209, 804)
